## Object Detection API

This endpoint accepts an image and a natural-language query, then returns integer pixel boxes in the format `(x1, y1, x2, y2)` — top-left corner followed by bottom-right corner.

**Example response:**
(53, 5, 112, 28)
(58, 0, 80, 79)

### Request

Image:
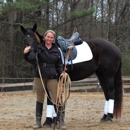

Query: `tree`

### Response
(0, 0, 130, 77)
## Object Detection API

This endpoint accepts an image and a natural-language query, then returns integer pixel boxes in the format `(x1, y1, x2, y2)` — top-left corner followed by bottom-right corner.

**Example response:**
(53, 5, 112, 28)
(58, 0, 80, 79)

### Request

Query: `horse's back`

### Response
(87, 38, 121, 60)
(86, 38, 121, 75)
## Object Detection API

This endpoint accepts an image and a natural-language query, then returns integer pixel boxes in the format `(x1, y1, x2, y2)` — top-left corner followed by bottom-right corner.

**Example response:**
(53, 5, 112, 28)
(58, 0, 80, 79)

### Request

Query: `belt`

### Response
(40, 63, 55, 67)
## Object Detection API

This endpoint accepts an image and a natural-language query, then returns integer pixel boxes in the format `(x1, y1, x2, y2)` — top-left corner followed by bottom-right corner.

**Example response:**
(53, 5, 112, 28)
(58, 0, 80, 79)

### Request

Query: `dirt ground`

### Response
(0, 91, 130, 130)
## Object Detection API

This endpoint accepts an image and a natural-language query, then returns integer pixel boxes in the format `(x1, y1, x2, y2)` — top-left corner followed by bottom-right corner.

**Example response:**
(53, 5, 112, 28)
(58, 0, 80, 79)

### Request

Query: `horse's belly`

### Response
(67, 61, 97, 81)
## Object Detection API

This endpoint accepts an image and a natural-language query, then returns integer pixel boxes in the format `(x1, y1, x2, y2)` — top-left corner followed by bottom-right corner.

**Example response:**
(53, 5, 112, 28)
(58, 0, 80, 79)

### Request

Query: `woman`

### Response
(23, 30, 66, 129)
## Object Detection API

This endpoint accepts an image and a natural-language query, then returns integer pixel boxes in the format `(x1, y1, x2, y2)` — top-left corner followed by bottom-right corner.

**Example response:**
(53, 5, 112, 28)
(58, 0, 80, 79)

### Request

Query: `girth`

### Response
(39, 63, 55, 67)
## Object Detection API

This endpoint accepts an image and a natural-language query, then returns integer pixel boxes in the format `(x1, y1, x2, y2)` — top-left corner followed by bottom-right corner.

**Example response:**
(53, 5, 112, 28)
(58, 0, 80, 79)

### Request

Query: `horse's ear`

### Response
(32, 24, 37, 32)
(20, 25, 26, 35)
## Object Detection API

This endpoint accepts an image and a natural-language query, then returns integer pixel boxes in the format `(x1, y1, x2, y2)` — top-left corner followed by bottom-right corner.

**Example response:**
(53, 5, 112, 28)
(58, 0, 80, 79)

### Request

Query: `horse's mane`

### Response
(35, 31, 44, 43)
(34, 33, 41, 44)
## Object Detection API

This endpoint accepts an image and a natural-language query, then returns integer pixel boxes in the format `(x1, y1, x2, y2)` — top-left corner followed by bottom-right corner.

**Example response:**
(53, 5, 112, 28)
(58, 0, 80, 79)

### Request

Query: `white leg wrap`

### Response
(52, 105, 57, 117)
(46, 105, 53, 118)
(108, 99, 114, 114)
(104, 100, 109, 115)
(46, 105, 57, 118)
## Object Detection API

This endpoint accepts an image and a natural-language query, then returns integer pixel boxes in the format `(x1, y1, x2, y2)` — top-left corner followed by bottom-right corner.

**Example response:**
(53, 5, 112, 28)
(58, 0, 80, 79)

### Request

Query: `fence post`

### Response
(1, 77, 5, 92)
(97, 82, 100, 92)
(123, 88, 125, 95)
(32, 80, 36, 93)
(2, 77, 5, 84)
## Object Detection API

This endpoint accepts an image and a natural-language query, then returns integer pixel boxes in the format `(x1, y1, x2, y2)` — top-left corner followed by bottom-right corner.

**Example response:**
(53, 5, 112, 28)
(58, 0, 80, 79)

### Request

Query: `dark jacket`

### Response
(24, 42, 63, 79)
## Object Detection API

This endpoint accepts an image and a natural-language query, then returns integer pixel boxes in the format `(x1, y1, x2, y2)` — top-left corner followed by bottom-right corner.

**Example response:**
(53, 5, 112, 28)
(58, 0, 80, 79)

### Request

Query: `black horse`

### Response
(20, 24, 122, 122)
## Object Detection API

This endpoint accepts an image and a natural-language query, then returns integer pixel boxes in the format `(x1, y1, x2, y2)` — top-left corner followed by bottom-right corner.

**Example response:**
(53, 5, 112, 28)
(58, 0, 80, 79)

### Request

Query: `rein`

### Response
(56, 28, 77, 110)
(56, 43, 73, 106)
(35, 30, 75, 106)
(34, 33, 60, 105)
(55, 41, 74, 129)
(36, 51, 71, 106)
(35, 47, 71, 107)
(36, 54, 58, 105)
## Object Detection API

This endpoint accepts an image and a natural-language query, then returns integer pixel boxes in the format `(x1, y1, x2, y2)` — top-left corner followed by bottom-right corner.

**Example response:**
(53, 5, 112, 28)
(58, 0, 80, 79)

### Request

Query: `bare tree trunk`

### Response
(51, 0, 55, 28)
(70, 0, 76, 33)
(6, 0, 15, 77)
(107, 0, 112, 40)
(89, 0, 93, 39)
(101, 0, 104, 37)
(63, 0, 69, 36)
(45, 0, 50, 29)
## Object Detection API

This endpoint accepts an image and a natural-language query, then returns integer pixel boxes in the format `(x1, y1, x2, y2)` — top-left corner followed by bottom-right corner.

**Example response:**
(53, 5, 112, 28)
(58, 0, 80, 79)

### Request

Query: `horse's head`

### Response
(20, 24, 43, 51)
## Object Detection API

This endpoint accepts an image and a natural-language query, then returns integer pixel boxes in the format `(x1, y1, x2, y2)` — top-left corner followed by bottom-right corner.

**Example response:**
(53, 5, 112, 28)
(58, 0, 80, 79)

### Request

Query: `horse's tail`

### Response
(114, 61, 123, 118)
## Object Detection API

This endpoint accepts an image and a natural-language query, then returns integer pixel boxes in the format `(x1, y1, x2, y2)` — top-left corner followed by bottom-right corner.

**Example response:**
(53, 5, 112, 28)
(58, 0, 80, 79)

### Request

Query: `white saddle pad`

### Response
(68, 41, 93, 64)
(59, 41, 93, 65)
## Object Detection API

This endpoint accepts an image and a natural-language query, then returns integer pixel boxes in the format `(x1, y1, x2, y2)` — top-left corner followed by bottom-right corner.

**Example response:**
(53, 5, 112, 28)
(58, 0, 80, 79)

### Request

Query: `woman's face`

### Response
(44, 32, 55, 44)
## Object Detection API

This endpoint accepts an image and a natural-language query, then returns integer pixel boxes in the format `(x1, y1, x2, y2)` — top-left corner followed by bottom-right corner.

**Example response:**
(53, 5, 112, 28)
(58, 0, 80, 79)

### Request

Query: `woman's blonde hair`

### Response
(44, 30, 56, 43)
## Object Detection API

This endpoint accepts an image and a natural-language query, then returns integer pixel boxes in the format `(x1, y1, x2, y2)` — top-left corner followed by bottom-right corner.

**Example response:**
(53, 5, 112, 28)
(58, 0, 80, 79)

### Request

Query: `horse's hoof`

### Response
(105, 115, 113, 123)
(100, 114, 107, 122)
(43, 117, 52, 128)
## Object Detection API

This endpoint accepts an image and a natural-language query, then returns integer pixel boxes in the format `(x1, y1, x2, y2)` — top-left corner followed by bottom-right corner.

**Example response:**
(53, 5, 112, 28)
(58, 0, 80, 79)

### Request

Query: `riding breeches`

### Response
(34, 77, 58, 104)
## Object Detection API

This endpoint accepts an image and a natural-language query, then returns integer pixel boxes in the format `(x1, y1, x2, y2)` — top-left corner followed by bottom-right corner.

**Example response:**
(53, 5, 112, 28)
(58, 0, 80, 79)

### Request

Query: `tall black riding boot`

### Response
(56, 105, 67, 130)
(33, 101, 43, 129)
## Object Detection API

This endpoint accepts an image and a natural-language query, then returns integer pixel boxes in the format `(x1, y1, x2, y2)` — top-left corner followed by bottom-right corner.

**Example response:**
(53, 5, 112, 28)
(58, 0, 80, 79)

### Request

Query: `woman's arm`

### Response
(23, 46, 37, 65)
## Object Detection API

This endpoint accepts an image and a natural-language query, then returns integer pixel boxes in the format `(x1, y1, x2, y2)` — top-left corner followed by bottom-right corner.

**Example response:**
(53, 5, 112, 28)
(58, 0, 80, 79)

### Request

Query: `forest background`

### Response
(0, 0, 130, 80)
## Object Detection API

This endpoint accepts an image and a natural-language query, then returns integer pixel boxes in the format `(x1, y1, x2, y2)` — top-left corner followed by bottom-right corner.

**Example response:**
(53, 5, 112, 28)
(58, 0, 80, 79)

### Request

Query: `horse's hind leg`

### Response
(96, 73, 109, 121)
(102, 77, 115, 122)
(96, 71, 115, 122)
(104, 77, 115, 122)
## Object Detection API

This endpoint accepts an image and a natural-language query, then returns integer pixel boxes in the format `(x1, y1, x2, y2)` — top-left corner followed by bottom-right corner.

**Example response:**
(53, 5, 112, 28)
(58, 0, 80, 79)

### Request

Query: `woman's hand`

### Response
(61, 71, 66, 79)
(23, 46, 31, 54)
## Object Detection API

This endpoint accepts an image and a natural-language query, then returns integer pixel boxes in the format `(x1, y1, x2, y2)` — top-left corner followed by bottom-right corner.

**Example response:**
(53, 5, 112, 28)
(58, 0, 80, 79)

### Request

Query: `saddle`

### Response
(56, 32, 83, 62)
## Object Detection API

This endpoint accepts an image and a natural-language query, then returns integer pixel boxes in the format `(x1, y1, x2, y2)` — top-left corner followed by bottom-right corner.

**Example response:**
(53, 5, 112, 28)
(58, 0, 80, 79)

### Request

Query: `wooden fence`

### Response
(0, 76, 130, 93)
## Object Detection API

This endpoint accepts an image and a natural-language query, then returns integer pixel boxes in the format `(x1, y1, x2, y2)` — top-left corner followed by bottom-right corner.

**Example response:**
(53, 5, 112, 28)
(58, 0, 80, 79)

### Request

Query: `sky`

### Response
(3, 0, 16, 2)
